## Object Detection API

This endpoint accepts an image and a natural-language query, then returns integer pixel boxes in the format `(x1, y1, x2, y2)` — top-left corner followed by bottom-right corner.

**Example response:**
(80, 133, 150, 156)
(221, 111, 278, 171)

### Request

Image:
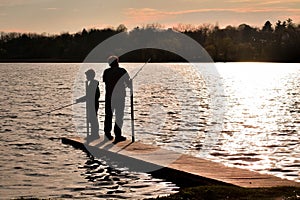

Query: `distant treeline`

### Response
(0, 19, 300, 62)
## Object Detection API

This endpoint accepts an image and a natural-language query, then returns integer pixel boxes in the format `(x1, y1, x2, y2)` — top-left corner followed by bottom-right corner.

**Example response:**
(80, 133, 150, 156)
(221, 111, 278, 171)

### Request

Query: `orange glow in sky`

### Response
(0, 0, 299, 34)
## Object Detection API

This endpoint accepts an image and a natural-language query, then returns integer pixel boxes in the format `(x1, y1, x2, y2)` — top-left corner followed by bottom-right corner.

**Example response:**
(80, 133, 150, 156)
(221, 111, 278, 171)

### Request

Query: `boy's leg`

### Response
(90, 114, 100, 139)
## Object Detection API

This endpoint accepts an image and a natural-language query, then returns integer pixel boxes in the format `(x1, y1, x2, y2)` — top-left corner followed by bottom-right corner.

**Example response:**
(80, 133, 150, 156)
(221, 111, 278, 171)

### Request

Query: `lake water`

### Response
(0, 62, 299, 199)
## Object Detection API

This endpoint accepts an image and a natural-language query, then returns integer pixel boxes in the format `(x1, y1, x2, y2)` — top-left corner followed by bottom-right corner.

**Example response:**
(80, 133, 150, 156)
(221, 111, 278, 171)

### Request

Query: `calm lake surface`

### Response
(0, 62, 299, 199)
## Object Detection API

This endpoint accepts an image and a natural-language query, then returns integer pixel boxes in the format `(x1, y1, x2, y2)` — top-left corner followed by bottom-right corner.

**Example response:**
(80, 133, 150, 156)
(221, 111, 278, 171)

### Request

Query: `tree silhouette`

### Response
(262, 21, 273, 32)
(0, 20, 299, 62)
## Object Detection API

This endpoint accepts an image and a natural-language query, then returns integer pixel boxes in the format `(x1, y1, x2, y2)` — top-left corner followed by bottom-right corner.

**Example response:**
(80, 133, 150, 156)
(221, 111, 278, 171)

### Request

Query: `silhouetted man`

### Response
(76, 69, 100, 142)
(103, 56, 131, 143)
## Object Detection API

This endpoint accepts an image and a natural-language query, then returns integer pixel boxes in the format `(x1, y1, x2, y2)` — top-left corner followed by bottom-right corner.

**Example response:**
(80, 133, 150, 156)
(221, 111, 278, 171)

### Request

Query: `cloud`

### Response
(123, 6, 300, 26)
(0, 0, 33, 6)
(125, 7, 300, 17)
(44, 7, 60, 11)
(225, 0, 300, 8)
(225, 0, 298, 3)
(225, 0, 253, 3)
(124, 8, 168, 23)
(0, 0, 50, 7)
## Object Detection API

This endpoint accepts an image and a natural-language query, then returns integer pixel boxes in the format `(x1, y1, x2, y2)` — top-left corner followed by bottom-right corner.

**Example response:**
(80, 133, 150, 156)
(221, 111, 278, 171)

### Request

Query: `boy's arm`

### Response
(76, 96, 86, 103)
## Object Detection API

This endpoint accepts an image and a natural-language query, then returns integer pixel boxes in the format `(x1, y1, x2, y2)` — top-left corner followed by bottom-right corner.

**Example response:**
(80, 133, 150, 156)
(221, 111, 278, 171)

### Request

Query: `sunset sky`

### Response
(0, 0, 299, 34)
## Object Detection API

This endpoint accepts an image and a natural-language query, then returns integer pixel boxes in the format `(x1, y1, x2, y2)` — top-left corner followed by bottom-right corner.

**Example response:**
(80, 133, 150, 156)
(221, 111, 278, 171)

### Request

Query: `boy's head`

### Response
(107, 55, 119, 67)
(85, 69, 96, 80)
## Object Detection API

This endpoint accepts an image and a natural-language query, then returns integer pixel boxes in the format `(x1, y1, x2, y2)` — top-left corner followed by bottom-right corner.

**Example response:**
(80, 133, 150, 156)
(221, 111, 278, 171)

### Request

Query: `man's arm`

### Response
(95, 84, 100, 100)
(103, 70, 107, 83)
(124, 69, 132, 89)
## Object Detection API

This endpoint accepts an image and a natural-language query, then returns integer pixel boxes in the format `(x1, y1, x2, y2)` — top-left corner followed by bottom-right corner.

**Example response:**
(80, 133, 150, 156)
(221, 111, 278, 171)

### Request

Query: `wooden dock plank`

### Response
(61, 136, 300, 188)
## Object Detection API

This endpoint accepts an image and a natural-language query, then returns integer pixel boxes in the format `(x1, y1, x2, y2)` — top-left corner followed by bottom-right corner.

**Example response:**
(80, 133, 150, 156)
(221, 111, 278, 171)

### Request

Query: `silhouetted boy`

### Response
(103, 56, 131, 143)
(76, 69, 100, 142)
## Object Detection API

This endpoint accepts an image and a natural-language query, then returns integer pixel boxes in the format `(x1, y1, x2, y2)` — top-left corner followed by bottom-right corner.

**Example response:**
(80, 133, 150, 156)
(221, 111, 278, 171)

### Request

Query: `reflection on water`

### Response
(0, 62, 299, 199)
(209, 63, 300, 181)
(80, 156, 177, 199)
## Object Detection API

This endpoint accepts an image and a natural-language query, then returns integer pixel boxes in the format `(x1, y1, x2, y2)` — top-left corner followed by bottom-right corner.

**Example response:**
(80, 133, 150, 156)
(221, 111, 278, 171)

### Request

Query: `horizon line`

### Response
(1, 18, 298, 35)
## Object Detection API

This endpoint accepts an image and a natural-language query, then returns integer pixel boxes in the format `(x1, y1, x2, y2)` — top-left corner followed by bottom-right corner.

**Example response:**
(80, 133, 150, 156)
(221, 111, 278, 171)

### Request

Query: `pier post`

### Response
(130, 80, 135, 142)
(85, 81, 89, 137)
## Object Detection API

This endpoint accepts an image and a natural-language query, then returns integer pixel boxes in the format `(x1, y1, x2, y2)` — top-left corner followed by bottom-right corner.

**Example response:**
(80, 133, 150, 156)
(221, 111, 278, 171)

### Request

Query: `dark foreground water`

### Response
(0, 63, 178, 199)
(0, 63, 299, 199)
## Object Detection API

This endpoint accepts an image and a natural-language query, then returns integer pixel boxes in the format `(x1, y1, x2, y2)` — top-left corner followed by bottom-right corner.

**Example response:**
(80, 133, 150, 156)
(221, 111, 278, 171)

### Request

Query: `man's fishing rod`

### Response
(130, 58, 151, 142)
(131, 58, 151, 80)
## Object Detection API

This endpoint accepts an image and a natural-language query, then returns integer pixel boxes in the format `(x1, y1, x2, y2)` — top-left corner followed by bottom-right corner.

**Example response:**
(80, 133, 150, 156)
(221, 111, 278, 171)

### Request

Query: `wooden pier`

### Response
(62, 136, 300, 188)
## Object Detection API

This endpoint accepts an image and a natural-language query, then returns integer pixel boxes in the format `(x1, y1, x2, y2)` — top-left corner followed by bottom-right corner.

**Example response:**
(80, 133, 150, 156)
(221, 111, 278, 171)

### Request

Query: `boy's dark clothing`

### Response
(86, 79, 100, 120)
(77, 79, 100, 140)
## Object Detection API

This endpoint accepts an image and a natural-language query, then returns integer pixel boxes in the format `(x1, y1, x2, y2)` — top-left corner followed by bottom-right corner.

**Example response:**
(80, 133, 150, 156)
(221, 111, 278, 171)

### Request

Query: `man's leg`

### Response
(114, 98, 125, 138)
(104, 99, 113, 139)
